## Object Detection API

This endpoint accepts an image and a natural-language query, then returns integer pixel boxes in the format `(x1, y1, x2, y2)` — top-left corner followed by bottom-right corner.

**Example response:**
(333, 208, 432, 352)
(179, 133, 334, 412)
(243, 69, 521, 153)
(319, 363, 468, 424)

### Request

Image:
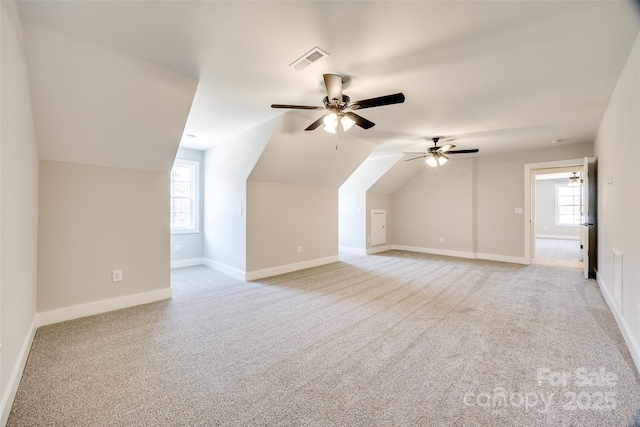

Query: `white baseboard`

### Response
(1, 315, 37, 427)
(339, 246, 367, 255)
(202, 258, 246, 281)
(38, 288, 173, 327)
(475, 252, 528, 265)
(171, 258, 205, 269)
(392, 245, 475, 260)
(596, 272, 640, 374)
(391, 245, 528, 265)
(245, 255, 339, 281)
(367, 244, 393, 255)
(535, 234, 580, 240)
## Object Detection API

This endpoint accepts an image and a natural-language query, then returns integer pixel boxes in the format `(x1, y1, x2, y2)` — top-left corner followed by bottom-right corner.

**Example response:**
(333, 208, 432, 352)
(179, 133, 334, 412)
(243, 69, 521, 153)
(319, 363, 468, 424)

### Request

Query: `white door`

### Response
(371, 210, 386, 246)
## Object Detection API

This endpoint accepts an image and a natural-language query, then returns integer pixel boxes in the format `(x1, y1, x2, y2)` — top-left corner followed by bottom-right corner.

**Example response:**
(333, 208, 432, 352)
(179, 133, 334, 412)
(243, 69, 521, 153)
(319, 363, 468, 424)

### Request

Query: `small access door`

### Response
(371, 210, 387, 246)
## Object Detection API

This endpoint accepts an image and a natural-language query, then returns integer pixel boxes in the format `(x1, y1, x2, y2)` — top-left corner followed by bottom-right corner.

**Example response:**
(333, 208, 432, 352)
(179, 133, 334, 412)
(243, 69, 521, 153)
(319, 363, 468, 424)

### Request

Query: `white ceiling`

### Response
(22, 23, 198, 172)
(17, 1, 640, 158)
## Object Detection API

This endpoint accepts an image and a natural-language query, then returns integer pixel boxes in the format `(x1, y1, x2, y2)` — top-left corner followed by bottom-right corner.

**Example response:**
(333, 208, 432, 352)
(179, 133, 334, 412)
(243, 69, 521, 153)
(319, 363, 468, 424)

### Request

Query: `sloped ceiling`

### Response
(248, 113, 376, 188)
(15, 1, 640, 159)
(341, 154, 404, 193)
(368, 158, 427, 195)
(22, 24, 198, 172)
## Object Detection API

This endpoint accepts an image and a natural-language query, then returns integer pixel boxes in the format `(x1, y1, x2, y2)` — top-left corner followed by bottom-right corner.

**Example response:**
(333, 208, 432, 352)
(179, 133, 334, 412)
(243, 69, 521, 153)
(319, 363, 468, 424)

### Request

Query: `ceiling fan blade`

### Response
(436, 137, 456, 143)
(447, 149, 480, 154)
(439, 144, 456, 153)
(271, 104, 325, 110)
(402, 152, 429, 155)
(305, 114, 328, 131)
(323, 74, 343, 103)
(349, 93, 405, 110)
(345, 112, 375, 129)
(404, 155, 428, 162)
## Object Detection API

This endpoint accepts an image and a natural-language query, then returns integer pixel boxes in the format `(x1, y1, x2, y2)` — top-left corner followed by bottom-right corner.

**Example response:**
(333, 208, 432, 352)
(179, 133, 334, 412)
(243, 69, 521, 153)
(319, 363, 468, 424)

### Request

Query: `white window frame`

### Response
(171, 159, 200, 234)
(555, 183, 581, 227)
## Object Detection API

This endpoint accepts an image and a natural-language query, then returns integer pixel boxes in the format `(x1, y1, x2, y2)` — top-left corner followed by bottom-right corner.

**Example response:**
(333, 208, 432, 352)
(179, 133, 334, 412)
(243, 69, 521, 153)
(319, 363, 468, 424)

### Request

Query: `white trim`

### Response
(475, 252, 528, 265)
(1, 316, 37, 427)
(245, 256, 339, 281)
(597, 272, 640, 374)
(38, 288, 172, 327)
(171, 258, 205, 269)
(339, 246, 367, 255)
(202, 258, 247, 281)
(535, 234, 580, 240)
(367, 244, 393, 255)
(391, 245, 527, 265)
(392, 245, 475, 260)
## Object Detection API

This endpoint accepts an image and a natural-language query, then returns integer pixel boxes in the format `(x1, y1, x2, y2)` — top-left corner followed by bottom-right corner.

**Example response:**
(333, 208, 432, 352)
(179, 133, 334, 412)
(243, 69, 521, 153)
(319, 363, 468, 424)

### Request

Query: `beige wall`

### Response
(594, 32, 640, 355)
(1, 0, 40, 420)
(339, 155, 402, 252)
(247, 181, 338, 272)
(366, 192, 394, 250)
(393, 157, 475, 254)
(37, 161, 170, 312)
(339, 190, 366, 251)
(476, 143, 593, 259)
(392, 143, 593, 260)
(202, 117, 280, 273)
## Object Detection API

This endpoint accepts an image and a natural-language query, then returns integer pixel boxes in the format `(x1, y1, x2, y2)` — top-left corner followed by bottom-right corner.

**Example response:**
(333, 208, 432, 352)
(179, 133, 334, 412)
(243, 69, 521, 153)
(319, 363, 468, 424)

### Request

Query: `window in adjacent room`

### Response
(555, 184, 581, 226)
(170, 159, 200, 234)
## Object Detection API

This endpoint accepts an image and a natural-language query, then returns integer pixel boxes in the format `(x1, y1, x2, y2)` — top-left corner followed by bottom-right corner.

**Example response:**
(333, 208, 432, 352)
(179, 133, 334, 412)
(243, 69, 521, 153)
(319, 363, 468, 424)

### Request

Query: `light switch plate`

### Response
(112, 270, 123, 282)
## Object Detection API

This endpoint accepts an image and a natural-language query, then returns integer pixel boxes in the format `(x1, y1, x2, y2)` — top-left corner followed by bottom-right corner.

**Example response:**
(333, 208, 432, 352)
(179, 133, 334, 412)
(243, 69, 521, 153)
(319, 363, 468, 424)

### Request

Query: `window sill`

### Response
(171, 229, 200, 235)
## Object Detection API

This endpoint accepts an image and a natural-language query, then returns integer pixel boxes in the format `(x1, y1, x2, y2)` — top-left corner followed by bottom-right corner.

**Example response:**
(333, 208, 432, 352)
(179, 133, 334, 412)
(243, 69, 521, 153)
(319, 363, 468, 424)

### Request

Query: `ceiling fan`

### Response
(271, 74, 405, 133)
(403, 137, 479, 167)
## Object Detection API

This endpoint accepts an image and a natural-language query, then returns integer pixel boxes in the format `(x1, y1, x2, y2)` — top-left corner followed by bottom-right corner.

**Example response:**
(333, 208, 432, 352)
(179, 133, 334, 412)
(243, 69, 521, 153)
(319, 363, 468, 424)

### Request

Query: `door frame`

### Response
(523, 158, 587, 264)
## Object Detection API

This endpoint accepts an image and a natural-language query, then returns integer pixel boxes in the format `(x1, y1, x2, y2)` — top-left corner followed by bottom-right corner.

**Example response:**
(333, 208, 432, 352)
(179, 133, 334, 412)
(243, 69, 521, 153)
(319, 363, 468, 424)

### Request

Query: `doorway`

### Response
(524, 157, 596, 278)
(533, 169, 583, 269)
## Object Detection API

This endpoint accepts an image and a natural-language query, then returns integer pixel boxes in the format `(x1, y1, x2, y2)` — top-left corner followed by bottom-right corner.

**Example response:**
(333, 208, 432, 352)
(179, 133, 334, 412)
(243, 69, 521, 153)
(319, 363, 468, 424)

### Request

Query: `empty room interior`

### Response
(2, 1, 640, 425)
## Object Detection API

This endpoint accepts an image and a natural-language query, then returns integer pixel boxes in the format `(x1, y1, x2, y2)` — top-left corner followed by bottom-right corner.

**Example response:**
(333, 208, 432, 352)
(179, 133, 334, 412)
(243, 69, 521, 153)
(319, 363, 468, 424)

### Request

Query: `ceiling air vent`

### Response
(290, 47, 328, 71)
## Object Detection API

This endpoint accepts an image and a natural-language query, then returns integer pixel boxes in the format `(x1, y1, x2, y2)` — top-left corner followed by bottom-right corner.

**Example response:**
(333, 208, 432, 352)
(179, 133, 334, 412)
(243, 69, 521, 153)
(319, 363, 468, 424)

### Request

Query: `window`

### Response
(171, 159, 200, 234)
(556, 184, 581, 226)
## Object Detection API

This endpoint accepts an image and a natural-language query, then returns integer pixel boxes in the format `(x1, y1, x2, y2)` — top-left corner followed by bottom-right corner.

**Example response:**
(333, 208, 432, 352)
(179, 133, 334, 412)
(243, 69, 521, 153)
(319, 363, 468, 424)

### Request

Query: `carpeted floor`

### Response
(534, 238, 583, 269)
(8, 251, 640, 426)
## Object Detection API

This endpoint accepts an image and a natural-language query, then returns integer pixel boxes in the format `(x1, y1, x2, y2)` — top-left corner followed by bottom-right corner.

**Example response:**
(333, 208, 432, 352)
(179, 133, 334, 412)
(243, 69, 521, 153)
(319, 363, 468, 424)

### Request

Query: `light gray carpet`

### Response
(536, 238, 580, 261)
(8, 251, 640, 426)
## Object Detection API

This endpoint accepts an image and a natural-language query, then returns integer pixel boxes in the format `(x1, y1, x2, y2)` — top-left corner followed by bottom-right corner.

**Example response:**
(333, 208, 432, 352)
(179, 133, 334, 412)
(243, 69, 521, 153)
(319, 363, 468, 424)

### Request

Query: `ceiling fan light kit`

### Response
(271, 74, 405, 133)
(568, 171, 581, 186)
(426, 153, 448, 167)
(322, 112, 356, 134)
(403, 137, 479, 167)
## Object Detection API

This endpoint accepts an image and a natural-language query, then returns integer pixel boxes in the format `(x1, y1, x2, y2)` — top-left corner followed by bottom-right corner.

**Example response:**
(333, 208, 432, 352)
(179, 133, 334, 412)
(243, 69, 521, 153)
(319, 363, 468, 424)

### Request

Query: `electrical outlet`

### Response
(297, 246, 302, 254)
(515, 207, 524, 214)
(112, 270, 123, 283)
(439, 237, 444, 243)
(174, 245, 181, 253)
(238, 206, 243, 215)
